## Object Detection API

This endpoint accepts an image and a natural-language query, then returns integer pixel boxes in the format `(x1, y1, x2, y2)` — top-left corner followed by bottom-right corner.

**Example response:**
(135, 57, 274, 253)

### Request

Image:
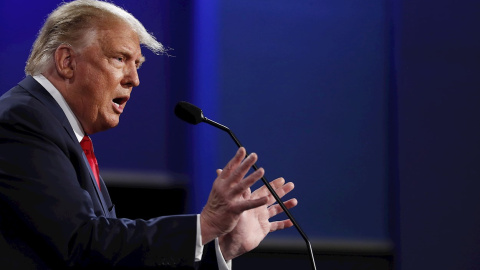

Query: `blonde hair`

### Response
(25, 0, 164, 76)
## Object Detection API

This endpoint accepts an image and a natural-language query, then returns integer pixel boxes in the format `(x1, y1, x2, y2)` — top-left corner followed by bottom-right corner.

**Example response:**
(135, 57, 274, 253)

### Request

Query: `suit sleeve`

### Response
(0, 97, 206, 267)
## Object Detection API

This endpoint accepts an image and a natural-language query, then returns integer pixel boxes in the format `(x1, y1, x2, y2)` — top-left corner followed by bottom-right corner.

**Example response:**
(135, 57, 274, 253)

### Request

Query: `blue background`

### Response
(1, 0, 479, 269)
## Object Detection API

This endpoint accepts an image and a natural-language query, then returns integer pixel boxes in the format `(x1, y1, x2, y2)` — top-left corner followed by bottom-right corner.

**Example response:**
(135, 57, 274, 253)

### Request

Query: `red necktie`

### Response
(80, 135, 101, 189)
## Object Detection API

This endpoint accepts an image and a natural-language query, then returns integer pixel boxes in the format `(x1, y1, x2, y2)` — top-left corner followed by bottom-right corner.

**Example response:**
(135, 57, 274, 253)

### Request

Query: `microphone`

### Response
(175, 101, 317, 270)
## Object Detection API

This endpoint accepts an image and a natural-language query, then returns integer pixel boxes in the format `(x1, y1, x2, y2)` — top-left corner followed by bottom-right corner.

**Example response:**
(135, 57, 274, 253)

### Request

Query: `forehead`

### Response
(94, 21, 143, 58)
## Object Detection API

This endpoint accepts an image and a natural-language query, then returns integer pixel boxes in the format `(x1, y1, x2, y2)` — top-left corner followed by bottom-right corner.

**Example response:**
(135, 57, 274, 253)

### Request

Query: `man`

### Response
(0, 0, 297, 268)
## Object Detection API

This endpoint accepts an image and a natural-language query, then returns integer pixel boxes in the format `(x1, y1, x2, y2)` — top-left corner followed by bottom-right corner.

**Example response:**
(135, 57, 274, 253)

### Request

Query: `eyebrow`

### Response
(136, 55, 146, 69)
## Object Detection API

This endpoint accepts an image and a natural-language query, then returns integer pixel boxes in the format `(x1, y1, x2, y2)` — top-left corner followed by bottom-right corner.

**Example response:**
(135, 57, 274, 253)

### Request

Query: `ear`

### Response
(54, 44, 76, 79)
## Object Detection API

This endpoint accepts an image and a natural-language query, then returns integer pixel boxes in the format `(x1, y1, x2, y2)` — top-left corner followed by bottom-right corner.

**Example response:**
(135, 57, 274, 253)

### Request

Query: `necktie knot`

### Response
(80, 135, 93, 152)
(80, 135, 101, 189)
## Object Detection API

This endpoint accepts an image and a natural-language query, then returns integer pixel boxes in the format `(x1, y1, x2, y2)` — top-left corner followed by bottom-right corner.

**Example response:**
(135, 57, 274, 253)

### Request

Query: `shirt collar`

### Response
(33, 74, 85, 142)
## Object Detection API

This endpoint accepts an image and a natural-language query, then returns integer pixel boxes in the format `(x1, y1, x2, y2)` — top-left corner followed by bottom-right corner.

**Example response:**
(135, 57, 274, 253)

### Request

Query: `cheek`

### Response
(82, 73, 110, 99)
(76, 63, 121, 106)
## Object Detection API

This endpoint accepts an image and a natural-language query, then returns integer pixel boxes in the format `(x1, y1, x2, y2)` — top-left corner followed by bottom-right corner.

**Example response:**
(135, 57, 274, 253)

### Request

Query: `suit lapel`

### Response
(81, 152, 110, 216)
(18, 76, 112, 217)
(18, 76, 78, 143)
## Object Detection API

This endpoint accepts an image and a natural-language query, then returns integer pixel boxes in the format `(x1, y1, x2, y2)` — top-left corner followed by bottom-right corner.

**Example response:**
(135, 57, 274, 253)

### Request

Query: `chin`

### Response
(104, 121, 120, 131)
(88, 120, 120, 134)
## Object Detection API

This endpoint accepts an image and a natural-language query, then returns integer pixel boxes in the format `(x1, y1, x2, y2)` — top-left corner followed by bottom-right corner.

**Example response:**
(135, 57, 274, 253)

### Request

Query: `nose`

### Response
(122, 62, 140, 88)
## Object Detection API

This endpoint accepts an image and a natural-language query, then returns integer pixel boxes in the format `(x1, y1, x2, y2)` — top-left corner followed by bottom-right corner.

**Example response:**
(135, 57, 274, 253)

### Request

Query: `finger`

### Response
(266, 182, 295, 206)
(242, 187, 252, 199)
(252, 177, 285, 199)
(229, 152, 258, 185)
(269, 219, 294, 232)
(234, 196, 269, 213)
(268, 198, 298, 218)
(254, 179, 294, 205)
(220, 147, 247, 178)
(231, 167, 264, 196)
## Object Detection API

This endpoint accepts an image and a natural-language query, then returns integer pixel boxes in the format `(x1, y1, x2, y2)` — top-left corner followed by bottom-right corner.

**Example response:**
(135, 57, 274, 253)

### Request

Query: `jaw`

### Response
(80, 108, 121, 134)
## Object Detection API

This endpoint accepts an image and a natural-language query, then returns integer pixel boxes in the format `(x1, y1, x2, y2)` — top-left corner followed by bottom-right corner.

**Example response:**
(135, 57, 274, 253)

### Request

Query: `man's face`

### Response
(66, 20, 144, 134)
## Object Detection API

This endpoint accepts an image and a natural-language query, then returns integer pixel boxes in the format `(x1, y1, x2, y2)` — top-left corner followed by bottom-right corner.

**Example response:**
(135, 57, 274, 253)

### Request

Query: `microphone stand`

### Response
(202, 116, 317, 270)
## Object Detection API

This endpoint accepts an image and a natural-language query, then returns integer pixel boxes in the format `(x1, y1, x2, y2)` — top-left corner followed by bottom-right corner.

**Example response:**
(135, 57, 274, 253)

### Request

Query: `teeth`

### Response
(113, 102, 120, 108)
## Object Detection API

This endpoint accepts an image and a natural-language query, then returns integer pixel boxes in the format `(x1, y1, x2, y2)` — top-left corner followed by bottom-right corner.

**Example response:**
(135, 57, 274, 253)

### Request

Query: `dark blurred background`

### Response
(1, 0, 479, 269)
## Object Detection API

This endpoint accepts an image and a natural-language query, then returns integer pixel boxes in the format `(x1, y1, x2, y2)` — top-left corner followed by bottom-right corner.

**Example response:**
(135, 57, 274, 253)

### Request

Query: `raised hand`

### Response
(200, 147, 269, 245)
(218, 176, 297, 260)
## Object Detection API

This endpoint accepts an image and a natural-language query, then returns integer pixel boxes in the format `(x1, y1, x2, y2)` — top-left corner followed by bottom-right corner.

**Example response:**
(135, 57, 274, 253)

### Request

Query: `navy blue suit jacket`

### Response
(0, 76, 218, 268)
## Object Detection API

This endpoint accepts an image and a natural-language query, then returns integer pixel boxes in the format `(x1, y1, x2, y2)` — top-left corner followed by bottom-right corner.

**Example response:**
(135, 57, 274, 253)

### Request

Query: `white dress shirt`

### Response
(33, 74, 231, 269)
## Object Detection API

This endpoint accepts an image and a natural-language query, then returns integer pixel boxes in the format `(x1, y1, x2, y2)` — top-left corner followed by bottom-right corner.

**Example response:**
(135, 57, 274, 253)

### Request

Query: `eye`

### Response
(116, 56, 125, 62)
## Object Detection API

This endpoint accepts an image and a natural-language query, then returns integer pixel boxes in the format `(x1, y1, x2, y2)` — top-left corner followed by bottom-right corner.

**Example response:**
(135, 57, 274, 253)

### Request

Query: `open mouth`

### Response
(112, 96, 128, 107)
(112, 96, 129, 113)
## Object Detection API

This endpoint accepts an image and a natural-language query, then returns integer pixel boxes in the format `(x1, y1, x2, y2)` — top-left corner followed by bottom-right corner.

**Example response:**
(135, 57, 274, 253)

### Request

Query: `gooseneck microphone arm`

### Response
(175, 101, 317, 270)
(202, 117, 243, 147)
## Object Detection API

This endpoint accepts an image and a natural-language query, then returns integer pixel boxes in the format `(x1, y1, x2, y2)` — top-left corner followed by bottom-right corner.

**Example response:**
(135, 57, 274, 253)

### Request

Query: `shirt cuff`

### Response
(215, 238, 232, 270)
(195, 214, 203, 262)
(195, 215, 232, 270)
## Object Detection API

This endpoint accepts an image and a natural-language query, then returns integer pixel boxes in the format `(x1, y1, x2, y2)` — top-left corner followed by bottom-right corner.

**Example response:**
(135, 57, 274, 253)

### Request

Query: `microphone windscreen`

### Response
(174, 101, 204, 125)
